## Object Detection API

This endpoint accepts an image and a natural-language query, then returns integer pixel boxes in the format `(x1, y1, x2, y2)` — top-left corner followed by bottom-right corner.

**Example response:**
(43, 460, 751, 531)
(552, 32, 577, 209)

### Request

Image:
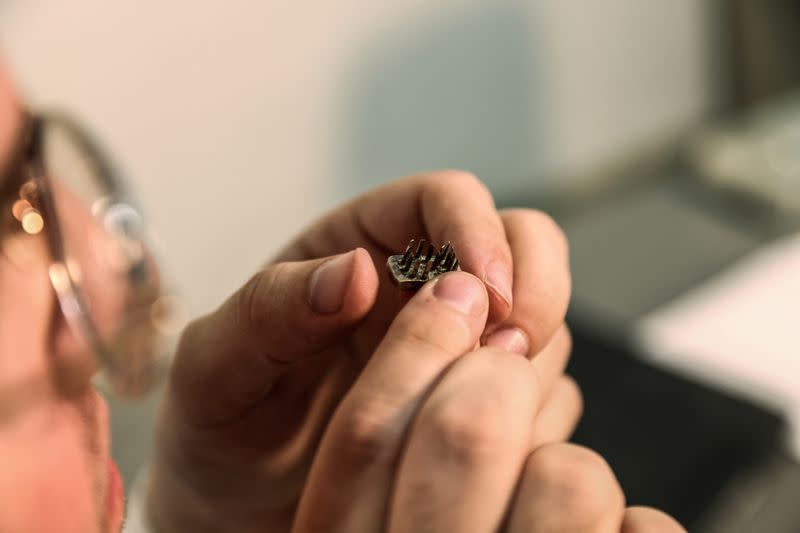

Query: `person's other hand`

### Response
(148, 172, 574, 531)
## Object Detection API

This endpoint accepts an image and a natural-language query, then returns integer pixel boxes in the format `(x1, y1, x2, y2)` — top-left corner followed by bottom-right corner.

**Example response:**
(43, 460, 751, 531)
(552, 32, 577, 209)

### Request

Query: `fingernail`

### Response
(308, 250, 355, 314)
(484, 260, 512, 308)
(432, 272, 485, 315)
(484, 327, 529, 356)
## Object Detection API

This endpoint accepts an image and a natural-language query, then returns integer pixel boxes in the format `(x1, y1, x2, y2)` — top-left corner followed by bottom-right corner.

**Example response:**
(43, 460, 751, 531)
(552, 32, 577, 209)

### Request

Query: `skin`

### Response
(0, 66, 124, 533)
(0, 59, 685, 533)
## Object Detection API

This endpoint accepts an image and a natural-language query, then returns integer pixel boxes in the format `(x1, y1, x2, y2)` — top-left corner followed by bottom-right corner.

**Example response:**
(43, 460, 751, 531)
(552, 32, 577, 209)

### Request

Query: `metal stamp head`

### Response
(387, 238, 460, 290)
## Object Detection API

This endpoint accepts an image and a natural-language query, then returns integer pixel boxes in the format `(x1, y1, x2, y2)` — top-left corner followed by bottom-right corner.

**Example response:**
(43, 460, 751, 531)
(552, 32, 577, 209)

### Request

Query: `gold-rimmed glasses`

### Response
(1, 110, 177, 398)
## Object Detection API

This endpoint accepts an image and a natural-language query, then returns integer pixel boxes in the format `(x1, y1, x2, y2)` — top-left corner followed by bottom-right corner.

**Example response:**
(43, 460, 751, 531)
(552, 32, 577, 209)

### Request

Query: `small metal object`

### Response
(387, 238, 460, 290)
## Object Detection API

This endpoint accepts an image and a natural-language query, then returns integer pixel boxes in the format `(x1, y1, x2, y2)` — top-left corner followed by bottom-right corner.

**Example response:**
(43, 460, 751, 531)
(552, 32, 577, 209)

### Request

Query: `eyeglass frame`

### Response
(3, 110, 163, 397)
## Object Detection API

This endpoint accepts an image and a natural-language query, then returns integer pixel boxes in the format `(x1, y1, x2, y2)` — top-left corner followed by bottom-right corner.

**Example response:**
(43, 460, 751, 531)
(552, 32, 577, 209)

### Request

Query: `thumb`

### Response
(170, 247, 378, 426)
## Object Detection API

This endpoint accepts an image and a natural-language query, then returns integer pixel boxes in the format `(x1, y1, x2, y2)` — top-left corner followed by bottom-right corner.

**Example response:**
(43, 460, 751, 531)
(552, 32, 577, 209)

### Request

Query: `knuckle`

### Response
(169, 318, 216, 414)
(477, 346, 539, 393)
(389, 310, 469, 362)
(429, 399, 512, 464)
(429, 170, 492, 200)
(504, 208, 568, 258)
(526, 444, 624, 519)
(233, 263, 303, 335)
(426, 354, 532, 463)
(435, 169, 481, 186)
(233, 267, 274, 332)
(473, 347, 540, 399)
(622, 507, 687, 533)
(335, 398, 396, 468)
(172, 318, 209, 383)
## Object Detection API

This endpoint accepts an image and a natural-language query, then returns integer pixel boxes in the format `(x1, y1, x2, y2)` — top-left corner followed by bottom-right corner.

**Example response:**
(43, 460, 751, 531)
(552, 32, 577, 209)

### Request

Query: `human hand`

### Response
(293, 271, 685, 533)
(147, 172, 574, 531)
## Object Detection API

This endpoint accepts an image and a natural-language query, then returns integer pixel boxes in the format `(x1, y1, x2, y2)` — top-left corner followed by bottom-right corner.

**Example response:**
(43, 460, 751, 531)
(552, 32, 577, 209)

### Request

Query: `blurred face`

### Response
(0, 65, 125, 532)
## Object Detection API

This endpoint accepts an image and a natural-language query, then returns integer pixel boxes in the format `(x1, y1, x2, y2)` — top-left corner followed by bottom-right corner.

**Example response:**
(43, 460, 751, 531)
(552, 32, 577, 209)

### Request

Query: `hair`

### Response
(0, 111, 28, 245)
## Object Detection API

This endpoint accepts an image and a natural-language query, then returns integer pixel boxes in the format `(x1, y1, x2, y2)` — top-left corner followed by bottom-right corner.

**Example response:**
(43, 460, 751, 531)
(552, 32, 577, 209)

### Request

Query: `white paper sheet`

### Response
(638, 232, 800, 456)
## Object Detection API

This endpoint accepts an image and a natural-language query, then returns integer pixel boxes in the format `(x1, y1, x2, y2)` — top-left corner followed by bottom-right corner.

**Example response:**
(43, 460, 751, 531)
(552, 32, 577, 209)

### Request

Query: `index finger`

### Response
(280, 171, 514, 322)
(293, 272, 489, 532)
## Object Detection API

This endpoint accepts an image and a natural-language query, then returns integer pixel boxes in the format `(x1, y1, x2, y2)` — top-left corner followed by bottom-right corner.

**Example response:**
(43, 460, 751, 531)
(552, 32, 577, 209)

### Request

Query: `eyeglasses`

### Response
(0, 111, 177, 398)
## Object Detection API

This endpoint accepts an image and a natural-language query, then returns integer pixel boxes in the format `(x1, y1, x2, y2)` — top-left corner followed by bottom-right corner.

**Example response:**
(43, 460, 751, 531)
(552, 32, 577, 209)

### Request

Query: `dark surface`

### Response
(496, 131, 800, 530)
(567, 324, 787, 529)
(556, 179, 764, 334)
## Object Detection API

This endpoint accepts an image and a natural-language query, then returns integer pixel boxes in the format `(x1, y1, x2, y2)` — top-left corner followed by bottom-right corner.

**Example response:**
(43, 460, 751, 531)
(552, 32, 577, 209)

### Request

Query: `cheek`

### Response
(0, 235, 57, 401)
(0, 406, 101, 533)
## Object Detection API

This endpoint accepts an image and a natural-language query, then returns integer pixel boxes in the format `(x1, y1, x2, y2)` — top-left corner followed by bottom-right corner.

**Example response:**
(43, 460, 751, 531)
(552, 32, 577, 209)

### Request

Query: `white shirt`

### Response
(121, 467, 153, 533)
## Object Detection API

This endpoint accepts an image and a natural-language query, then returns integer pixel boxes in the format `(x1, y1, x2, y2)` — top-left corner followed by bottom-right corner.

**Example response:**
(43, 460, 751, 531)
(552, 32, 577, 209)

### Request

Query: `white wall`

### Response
(0, 1, 716, 316)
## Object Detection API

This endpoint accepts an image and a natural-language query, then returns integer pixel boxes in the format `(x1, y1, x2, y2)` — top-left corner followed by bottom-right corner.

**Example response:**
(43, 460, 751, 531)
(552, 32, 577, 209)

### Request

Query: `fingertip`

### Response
(342, 247, 379, 319)
(453, 252, 512, 324)
(486, 291, 512, 325)
(428, 271, 488, 318)
(483, 259, 512, 307)
(470, 256, 512, 325)
(483, 326, 529, 356)
(622, 507, 687, 533)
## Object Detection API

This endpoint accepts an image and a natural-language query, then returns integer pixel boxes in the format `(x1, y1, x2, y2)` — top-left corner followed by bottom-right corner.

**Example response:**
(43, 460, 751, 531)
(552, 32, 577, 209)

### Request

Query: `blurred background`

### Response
(2, 1, 798, 530)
